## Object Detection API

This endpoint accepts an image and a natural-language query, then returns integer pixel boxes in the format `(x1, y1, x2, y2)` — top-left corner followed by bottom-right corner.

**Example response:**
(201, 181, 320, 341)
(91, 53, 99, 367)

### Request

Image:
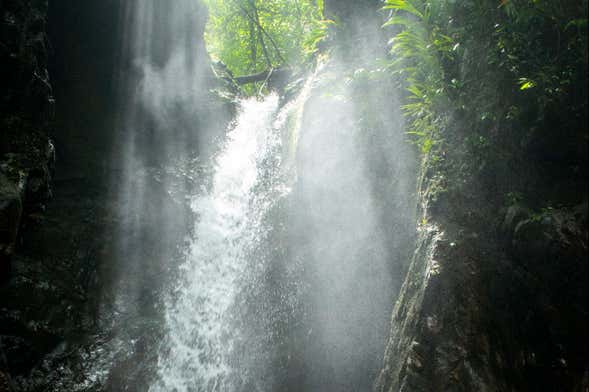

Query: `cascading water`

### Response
(151, 94, 288, 391)
(103, 1, 308, 389)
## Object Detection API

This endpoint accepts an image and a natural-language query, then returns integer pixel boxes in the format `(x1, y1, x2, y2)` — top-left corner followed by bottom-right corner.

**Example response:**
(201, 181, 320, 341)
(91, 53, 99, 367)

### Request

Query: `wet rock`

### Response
(0, 0, 63, 387)
(501, 204, 531, 240)
(0, 173, 23, 280)
(512, 208, 587, 269)
(0, 370, 15, 392)
(377, 140, 587, 392)
(1, 148, 53, 216)
(1, 0, 54, 228)
(512, 218, 554, 264)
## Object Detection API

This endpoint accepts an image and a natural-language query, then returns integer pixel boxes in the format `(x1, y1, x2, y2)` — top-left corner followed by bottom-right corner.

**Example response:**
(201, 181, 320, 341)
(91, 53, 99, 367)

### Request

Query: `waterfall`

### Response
(96, 2, 405, 391)
(104, 1, 305, 390)
(151, 94, 287, 391)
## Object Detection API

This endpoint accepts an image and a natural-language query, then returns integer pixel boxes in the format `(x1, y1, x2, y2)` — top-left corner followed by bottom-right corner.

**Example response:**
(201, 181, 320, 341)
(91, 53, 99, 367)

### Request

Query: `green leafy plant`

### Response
(383, 0, 456, 154)
(383, 0, 588, 158)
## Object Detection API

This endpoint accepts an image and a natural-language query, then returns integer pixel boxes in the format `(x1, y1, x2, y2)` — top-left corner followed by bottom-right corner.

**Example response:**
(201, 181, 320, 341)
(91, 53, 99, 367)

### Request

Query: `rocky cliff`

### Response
(0, 0, 54, 282)
(0, 0, 56, 388)
(375, 37, 588, 392)
(376, 144, 587, 391)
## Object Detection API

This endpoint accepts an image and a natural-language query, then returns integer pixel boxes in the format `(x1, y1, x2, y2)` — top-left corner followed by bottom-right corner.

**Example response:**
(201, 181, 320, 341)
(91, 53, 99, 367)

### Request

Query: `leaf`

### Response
(383, 0, 424, 18)
(316, 0, 325, 15)
(382, 15, 413, 28)
(565, 18, 588, 31)
(518, 78, 536, 90)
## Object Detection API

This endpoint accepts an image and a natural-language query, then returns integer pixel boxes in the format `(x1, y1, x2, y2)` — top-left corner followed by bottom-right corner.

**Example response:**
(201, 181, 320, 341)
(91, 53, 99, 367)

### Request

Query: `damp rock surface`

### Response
(376, 142, 588, 392)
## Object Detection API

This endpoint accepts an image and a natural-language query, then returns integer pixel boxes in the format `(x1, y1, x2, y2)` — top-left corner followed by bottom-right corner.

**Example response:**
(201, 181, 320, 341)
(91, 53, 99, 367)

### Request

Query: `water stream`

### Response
(151, 95, 288, 391)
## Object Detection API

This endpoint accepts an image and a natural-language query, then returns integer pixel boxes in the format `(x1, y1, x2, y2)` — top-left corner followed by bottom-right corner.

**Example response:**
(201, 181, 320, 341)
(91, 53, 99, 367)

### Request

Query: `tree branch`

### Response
(235, 0, 287, 65)
(232, 68, 275, 85)
(228, 67, 289, 86)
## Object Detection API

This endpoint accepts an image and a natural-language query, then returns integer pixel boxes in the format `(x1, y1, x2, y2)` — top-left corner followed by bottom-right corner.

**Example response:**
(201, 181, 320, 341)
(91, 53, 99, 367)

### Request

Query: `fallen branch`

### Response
(233, 69, 276, 85)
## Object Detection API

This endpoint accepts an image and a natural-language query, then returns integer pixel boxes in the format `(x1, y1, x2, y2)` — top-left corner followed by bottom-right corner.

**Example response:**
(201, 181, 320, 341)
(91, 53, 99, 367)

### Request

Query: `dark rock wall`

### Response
(2, 1, 125, 390)
(0, 0, 55, 388)
(0, 0, 54, 283)
(1, 0, 54, 156)
(375, 84, 588, 392)
(48, 0, 122, 179)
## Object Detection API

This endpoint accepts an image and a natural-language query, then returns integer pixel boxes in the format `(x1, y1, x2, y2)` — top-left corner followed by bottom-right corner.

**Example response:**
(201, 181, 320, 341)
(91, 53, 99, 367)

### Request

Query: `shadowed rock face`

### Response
(375, 110, 588, 392)
(0, 0, 54, 282)
(1, 0, 56, 387)
(48, 0, 122, 180)
(377, 198, 587, 391)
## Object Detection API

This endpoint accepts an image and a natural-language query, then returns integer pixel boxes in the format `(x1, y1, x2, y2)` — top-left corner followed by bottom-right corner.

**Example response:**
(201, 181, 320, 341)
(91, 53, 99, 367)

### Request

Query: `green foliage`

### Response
(506, 191, 523, 206)
(384, 0, 588, 156)
(530, 206, 555, 223)
(203, 0, 328, 80)
(383, 0, 456, 154)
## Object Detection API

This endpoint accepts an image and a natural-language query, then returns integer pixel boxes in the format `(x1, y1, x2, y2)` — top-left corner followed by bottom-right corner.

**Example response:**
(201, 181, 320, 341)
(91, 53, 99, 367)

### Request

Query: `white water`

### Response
(105, 2, 301, 390)
(151, 94, 285, 391)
